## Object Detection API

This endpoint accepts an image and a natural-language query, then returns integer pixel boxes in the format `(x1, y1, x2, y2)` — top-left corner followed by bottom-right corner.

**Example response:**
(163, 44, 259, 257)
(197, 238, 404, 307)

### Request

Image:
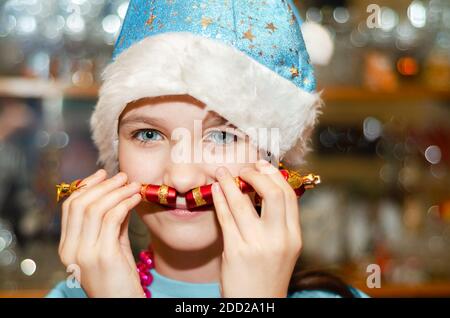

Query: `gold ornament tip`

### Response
(302, 174, 321, 190)
(55, 180, 86, 203)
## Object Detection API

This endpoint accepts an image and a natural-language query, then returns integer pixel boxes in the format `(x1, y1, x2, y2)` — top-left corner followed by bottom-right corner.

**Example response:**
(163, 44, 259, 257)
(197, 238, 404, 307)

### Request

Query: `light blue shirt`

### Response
(46, 268, 369, 298)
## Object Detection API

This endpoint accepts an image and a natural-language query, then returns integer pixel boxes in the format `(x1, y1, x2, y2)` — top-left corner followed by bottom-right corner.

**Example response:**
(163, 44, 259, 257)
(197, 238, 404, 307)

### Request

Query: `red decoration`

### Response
(140, 169, 320, 209)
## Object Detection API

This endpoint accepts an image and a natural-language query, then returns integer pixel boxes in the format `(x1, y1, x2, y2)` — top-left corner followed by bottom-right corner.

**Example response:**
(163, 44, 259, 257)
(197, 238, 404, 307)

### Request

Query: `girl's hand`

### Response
(58, 169, 145, 298)
(212, 160, 302, 298)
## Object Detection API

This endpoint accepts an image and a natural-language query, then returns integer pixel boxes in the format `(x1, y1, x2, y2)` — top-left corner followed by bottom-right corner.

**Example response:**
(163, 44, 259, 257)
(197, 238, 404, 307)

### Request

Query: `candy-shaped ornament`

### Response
(139, 169, 321, 209)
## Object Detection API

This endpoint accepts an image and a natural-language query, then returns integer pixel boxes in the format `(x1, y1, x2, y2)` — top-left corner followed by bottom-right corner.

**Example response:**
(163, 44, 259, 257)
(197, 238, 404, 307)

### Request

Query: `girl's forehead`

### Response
(119, 95, 229, 128)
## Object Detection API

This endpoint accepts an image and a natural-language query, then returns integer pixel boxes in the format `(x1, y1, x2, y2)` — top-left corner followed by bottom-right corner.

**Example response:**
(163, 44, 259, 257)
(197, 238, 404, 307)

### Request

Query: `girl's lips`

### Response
(165, 203, 212, 219)
(164, 192, 212, 218)
(166, 208, 203, 219)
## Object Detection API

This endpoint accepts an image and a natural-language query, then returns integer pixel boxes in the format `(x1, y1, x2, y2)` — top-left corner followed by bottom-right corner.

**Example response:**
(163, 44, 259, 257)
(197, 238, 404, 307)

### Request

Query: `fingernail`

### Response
(95, 169, 105, 176)
(216, 167, 227, 178)
(212, 182, 221, 193)
(257, 159, 270, 166)
(115, 172, 126, 181)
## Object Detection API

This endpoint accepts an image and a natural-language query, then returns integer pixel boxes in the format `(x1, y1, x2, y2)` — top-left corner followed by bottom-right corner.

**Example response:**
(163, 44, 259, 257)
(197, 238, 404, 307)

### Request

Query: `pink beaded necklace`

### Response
(136, 245, 155, 298)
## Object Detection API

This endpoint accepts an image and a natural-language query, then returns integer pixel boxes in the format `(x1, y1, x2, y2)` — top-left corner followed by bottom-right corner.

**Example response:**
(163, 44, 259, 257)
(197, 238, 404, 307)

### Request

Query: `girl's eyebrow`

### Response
(119, 114, 168, 128)
(202, 114, 236, 129)
(119, 113, 236, 129)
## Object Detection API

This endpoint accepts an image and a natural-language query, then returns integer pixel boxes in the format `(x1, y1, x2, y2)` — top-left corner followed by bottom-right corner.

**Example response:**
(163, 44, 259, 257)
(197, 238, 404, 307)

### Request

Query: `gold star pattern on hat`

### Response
(243, 28, 255, 42)
(265, 22, 277, 33)
(289, 12, 296, 25)
(146, 13, 157, 28)
(201, 16, 213, 29)
(290, 66, 299, 78)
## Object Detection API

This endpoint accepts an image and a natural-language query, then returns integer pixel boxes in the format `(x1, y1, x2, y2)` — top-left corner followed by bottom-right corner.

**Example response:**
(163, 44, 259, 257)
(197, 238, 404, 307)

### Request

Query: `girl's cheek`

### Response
(203, 142, 254, 166)
(118, 139, 167, 182)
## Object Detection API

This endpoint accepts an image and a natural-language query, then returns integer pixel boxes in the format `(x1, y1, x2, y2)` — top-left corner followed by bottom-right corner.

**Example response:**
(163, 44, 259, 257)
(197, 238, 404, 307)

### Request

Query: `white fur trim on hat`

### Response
(90, 32, 322, 176)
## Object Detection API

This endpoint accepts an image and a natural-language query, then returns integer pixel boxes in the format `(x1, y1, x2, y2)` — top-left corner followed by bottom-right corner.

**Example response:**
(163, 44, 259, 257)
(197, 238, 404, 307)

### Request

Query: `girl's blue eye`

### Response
(134, 129, 163, 143)
(206, 131, 238, 145)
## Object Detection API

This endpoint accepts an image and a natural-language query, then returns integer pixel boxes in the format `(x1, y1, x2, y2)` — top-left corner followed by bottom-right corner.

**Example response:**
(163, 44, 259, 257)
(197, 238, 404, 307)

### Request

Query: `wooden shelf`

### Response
(352, 282, 450, 298)
(0, 77, 99, 99)
(321, 85, 450, 102)
(0, 290, 48, 298)
(304, 156, 385, 184)
(1, 77, 450, 102)
(64, 85, 99, 100)
(0, 77, 63, 98)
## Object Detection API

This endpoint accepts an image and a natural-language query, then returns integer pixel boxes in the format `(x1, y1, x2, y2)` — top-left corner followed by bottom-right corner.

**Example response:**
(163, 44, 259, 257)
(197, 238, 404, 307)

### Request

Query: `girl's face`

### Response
(118, 95, 259, 252)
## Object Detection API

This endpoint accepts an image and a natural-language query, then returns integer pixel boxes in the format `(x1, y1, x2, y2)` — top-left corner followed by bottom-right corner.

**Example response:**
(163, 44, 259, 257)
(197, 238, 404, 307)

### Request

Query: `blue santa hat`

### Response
(90, 0, 323, 176)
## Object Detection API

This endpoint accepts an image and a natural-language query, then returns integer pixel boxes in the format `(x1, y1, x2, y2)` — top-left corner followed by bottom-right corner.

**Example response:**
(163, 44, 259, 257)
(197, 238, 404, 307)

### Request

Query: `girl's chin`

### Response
(138, 210, 221, 251)
(146, 217, 221, 251)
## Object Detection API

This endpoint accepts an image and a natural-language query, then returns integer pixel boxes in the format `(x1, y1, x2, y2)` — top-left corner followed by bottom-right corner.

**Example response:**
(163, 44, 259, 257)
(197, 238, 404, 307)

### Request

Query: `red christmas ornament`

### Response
(139, 169, 320, 209)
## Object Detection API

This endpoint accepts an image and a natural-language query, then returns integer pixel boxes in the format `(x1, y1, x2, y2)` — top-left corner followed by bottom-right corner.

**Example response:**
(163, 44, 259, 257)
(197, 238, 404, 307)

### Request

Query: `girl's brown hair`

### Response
(254, 204, 357, 298)
(288, 266, 357, 298)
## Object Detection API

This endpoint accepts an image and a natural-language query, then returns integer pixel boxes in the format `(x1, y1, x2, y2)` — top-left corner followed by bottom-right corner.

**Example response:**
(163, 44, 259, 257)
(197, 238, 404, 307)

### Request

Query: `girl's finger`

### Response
(97, 193, 142, 247)
(119, 211, 137, 270)
(211, 182, 242, 246)
(215, 167, 259, 240)
(59, 169, 107, 253)
(63, 172, 129, 260)
(238, 166, 286, 230)
(255, 160, 300, 234)
(79, 182, 141, 247)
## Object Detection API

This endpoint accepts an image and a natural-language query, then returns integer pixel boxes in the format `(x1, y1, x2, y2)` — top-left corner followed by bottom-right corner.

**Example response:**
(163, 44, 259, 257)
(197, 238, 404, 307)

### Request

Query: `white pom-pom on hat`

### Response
(301, 21, 335, 66)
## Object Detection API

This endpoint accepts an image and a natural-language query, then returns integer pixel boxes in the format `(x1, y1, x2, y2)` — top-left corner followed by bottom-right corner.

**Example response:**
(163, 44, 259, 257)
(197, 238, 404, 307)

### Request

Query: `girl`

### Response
(47, 0, 366, 298)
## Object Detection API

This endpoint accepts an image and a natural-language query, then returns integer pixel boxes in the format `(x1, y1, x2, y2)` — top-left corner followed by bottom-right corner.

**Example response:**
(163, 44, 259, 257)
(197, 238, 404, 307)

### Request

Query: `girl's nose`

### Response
(164, 163, 207, 195)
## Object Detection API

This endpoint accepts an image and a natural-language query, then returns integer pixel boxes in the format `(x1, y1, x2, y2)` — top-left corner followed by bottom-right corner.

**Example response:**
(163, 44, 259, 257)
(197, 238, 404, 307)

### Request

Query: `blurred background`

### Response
(0, 0, 449, 297)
